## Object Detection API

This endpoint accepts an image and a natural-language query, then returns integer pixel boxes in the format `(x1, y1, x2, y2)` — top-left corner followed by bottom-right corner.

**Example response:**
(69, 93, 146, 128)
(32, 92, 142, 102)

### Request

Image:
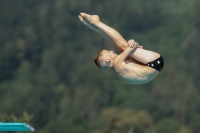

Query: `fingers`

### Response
(128, 39, 135, 48)
(128, 39, 143, 49)
(128, 40, 140, 49)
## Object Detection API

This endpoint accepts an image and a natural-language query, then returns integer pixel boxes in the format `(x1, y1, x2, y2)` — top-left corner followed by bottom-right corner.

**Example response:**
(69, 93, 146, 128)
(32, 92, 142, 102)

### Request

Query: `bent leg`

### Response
(79, 12, 128, 51)
(128, 40, 160, 64)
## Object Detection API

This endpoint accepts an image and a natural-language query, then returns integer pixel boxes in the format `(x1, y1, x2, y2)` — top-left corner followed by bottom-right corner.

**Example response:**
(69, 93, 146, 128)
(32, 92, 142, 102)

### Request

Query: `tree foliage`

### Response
(0, 0, 199, 133)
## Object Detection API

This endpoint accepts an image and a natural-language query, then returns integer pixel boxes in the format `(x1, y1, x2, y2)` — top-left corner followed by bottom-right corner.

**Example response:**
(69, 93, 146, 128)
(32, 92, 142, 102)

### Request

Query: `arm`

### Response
(114, 43, 138, 65)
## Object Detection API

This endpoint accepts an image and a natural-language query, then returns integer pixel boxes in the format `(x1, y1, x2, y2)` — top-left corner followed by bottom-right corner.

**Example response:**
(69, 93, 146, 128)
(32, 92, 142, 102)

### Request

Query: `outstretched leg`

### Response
(78, 12, 160, 64)
(78, 12, 128, 51)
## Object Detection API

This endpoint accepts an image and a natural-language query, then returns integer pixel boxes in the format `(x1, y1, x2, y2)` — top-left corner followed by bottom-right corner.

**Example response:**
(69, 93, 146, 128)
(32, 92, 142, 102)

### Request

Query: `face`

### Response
(101, 50, 116, 58)
(99, 50, 117, 68)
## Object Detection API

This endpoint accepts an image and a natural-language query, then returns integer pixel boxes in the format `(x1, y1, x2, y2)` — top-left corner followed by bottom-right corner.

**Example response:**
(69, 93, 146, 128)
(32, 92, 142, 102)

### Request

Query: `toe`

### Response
(78, 15, 83, 21)
(80, 12, 86, 17)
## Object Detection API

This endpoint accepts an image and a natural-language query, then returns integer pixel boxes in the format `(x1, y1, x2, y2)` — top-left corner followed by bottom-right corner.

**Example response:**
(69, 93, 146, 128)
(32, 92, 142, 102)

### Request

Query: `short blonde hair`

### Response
(94, 50, 104, 68)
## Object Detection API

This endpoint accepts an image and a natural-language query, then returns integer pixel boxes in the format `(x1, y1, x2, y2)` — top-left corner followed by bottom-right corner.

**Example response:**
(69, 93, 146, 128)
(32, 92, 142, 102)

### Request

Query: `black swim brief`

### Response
(146, 56, 164, 72)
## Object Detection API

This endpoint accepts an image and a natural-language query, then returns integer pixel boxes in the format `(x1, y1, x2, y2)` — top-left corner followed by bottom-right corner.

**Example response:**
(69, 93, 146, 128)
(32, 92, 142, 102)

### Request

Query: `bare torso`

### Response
(78, 13, 161, 84)
(112, 59, 159, 85)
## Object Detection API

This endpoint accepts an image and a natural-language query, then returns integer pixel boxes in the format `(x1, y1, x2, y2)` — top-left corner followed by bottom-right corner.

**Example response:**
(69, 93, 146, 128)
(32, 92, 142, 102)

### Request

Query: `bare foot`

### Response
(128, 39, 143, 49)
(78, 12, 100, 29)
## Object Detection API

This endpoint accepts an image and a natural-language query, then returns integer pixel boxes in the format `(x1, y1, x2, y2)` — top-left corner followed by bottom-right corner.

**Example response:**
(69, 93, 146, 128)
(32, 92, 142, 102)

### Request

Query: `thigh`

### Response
(130, 48, 160, 64)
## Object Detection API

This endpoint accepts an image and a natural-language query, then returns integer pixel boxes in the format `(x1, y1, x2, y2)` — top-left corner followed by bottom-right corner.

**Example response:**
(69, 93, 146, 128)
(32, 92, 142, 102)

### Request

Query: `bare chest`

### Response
(112, 60, 159, 84)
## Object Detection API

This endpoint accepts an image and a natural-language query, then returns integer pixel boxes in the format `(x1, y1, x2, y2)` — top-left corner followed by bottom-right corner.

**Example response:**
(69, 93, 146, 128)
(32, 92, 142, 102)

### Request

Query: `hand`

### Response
(128, 39, 142, 49)
(128, 40, 137, 48)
